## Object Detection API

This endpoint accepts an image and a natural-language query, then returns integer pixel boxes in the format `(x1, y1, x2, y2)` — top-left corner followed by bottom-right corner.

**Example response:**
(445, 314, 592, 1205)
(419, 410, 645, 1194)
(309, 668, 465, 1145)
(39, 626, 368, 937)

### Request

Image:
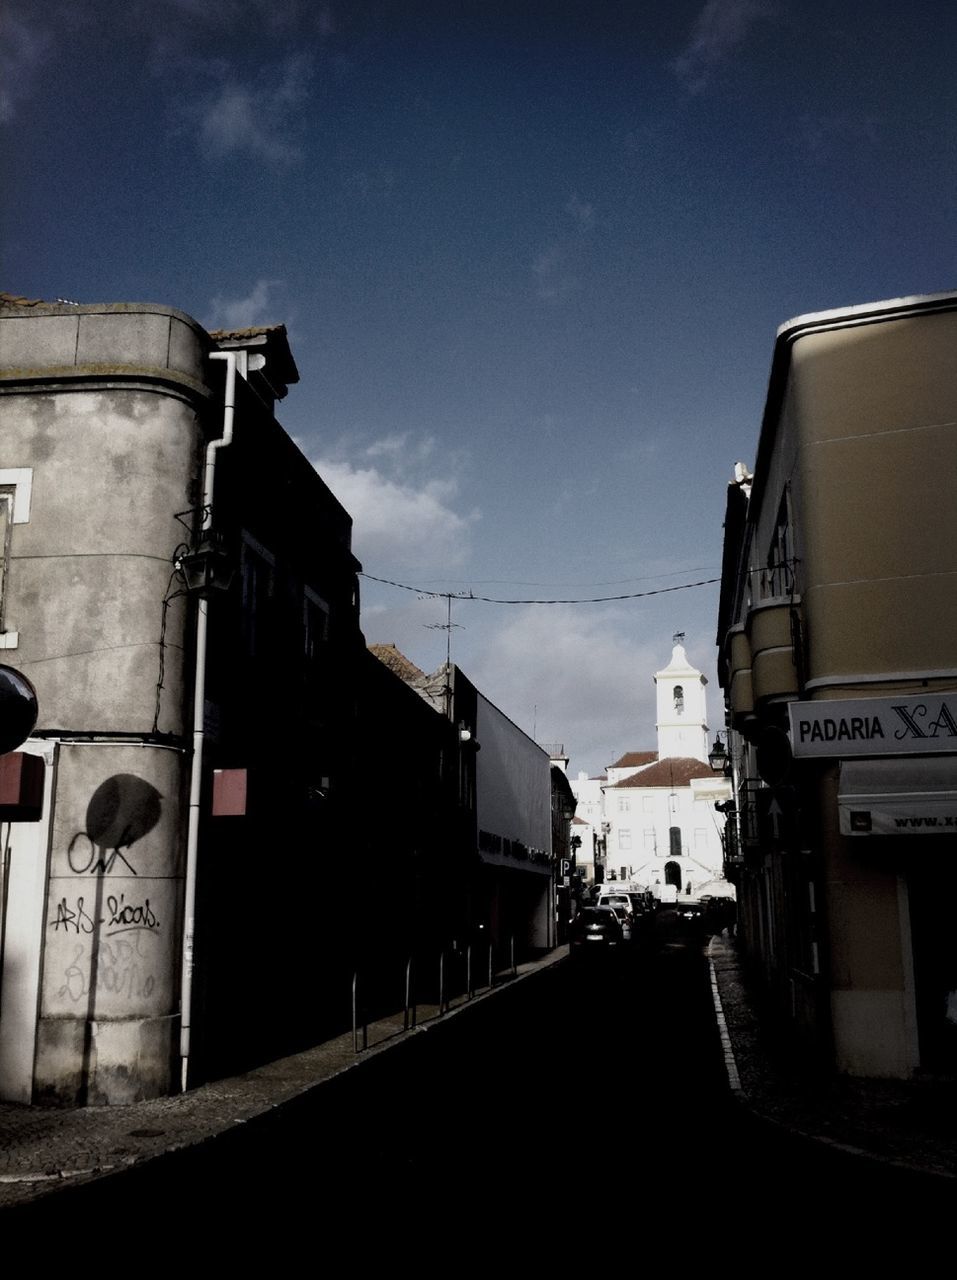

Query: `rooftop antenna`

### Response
(424, 592, 465, 717)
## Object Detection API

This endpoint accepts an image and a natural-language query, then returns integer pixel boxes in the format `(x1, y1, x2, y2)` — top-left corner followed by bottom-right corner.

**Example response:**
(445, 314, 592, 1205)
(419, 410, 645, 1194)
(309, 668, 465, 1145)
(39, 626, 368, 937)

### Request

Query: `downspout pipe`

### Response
(179, 349, 237, 1092)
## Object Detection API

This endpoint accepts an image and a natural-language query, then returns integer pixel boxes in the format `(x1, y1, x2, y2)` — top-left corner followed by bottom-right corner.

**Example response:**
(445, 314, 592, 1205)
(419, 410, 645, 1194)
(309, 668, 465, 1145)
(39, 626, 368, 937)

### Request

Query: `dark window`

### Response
(240, 534, 278, 659)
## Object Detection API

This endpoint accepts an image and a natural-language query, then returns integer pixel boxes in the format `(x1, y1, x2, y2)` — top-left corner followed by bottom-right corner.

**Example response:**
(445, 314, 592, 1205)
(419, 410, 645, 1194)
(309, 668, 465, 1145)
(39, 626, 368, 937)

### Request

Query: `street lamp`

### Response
(175, 531, 236, 597)
(708, 732, 730, 775)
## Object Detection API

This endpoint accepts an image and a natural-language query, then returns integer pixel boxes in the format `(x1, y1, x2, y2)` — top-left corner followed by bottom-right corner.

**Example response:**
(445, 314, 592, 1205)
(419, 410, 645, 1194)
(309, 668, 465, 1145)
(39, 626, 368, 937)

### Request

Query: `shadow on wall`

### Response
(67, 774, 163, 877)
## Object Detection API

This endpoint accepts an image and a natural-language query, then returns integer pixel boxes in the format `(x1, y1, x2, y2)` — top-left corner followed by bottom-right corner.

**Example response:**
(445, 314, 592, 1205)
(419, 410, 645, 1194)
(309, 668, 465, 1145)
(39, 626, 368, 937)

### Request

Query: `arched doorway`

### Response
(664, 860, 682, 889)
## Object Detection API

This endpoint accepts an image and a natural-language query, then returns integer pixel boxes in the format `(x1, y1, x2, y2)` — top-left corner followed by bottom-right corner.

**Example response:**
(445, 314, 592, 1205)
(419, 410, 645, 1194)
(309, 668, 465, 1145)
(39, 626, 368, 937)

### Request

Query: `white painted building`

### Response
(570, 643, 732, 898)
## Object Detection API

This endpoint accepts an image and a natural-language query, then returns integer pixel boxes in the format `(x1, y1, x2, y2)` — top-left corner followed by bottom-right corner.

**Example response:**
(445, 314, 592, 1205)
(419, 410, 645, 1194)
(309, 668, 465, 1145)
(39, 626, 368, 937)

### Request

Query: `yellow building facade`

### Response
(717, 291, 957, 1078)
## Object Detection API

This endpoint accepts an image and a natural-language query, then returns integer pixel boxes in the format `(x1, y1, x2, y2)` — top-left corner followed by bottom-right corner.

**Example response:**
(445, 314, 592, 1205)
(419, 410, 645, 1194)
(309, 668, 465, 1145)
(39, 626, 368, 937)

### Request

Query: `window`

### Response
(618, 797, 630, 812)
(643, 829, 656, 852)
(762, 491, 794, 599)
(304, 587, 329, 665)
(674, 685, 684, 714)
(618, 828, 632, 851)
(669, 826, 682, 858)
(0, 469, 32, 650)
(0, 493, 11, 632)
(240, 533, 276, 658)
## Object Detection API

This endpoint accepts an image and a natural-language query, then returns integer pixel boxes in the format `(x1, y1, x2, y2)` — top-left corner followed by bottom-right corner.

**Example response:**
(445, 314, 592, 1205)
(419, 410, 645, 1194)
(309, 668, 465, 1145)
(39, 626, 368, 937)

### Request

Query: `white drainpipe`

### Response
(179, 349, 237, 1092)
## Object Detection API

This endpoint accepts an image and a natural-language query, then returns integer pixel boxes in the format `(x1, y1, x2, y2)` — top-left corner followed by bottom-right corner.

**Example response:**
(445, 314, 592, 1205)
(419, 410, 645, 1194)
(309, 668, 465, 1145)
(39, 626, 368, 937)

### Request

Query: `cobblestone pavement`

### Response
(1, 932, 954, 1214)
(709, 932, 957, 1181)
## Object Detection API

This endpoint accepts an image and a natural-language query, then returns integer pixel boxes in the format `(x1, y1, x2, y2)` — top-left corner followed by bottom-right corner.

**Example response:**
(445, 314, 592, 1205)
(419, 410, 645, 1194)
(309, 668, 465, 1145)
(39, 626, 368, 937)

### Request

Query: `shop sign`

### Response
(840, 803, 957, 837)
(789, 695, 957, 758)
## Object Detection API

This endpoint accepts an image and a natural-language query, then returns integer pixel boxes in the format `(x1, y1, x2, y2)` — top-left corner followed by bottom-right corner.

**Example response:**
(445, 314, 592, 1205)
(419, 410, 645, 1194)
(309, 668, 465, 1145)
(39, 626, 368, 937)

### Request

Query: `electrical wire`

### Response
(359, 571, 721, 604)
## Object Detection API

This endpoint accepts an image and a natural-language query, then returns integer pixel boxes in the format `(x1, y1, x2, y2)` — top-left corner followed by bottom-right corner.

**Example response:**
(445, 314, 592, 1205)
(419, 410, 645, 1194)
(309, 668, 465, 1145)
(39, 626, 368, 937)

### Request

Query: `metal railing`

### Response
(351, 935, 518, 1054)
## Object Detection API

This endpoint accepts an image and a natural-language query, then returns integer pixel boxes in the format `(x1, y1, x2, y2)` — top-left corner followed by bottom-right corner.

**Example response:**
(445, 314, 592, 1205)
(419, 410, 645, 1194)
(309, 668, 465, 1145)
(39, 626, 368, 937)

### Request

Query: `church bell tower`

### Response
(654, 635, 709, 762)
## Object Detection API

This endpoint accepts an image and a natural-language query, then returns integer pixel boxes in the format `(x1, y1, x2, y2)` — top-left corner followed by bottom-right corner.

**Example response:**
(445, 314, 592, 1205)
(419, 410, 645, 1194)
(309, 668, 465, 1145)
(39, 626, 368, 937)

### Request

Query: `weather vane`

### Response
(673, 630, 685, 644)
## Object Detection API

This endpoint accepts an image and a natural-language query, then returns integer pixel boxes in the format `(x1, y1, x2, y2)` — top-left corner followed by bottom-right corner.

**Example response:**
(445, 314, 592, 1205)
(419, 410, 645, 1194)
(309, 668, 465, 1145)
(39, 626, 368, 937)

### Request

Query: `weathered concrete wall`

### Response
(0, 302, 207, 1103)
(0, 387, 201, 733)
(36, 742, 185, 1103)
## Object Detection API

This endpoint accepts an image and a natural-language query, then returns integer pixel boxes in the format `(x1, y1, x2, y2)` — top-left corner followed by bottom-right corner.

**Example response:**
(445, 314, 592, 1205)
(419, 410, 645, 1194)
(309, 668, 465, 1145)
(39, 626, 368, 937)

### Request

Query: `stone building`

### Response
(0, 295, 365, 1103)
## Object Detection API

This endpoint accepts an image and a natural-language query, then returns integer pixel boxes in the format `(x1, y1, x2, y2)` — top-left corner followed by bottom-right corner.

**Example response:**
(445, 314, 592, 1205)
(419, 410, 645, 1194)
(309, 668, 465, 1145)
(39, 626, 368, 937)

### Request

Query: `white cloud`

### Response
(532, 244, 579, 302)
(672, 0, 776, 95)
(313, 451, 477, 572)
(197, 53, 312, 162)
(566, 193, 595, 231)
(531, 194, 595, 302)
(467, 606, 662, 776)
(0, 6, 53, 124)
(207, 279, 283, 330)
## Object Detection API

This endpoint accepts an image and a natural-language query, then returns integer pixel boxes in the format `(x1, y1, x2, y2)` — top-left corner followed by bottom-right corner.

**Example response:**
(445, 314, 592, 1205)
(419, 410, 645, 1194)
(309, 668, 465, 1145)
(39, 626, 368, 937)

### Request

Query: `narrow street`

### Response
(12, 915, 950, 1253)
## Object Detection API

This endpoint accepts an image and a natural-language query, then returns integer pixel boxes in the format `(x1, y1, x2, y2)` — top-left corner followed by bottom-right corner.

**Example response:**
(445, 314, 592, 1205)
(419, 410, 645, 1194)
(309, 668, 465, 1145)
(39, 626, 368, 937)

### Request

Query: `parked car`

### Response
(675, 899, 705, 925)
(628, 891, 654, 919)
(597, 894, 636, 941)
(569, 906, 625, 952)
(597, 892, 633, 914)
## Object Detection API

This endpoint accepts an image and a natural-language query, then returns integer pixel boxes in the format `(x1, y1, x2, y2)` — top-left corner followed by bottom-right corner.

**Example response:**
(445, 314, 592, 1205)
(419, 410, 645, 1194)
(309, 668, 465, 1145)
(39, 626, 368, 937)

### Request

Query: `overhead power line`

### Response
(359, 572, 721, 605)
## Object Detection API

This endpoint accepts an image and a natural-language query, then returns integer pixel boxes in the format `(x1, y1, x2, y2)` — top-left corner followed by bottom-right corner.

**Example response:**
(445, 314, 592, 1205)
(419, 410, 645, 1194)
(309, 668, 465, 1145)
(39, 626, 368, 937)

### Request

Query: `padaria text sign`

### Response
(789, 695, 957, 758)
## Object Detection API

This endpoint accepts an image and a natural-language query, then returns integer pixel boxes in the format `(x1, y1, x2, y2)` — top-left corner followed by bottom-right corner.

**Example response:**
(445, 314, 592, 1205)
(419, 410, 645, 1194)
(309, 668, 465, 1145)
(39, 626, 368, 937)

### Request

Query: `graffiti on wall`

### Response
(57, 936, 157, 1004)
(47, 772, 166, 1017)
(66, 773, 163, 876)
(50, 893, 160, 935)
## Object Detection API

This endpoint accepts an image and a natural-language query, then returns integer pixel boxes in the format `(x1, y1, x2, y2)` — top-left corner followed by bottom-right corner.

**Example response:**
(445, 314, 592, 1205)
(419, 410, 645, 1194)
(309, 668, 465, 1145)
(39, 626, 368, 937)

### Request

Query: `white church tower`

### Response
(654, 635, 709, 762)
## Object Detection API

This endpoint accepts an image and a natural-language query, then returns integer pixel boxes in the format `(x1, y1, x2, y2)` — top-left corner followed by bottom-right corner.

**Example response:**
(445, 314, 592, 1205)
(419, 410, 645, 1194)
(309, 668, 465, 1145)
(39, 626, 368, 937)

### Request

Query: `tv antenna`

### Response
(424, 596, 465, 716)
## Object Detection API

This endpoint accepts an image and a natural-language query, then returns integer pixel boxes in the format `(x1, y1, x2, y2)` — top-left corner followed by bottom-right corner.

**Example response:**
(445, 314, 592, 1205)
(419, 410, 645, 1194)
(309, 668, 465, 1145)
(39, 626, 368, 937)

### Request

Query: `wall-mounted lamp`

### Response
(176, 531, 236, 597)
(708, 733, 730, 775)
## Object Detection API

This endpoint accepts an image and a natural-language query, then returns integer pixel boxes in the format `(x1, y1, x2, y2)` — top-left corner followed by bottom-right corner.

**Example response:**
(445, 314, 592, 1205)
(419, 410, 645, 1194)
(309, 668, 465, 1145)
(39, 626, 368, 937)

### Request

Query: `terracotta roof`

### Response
(0, 292, 50, 308)
(617, 757, 716, 788)
(368, 643, 427, 683)
(608, 751, 658, 770)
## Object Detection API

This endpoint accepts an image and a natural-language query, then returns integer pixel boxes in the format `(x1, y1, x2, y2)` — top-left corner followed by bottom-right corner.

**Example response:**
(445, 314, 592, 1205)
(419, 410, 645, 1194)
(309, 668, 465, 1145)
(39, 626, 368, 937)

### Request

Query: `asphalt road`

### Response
(10, 914, 952, 1256)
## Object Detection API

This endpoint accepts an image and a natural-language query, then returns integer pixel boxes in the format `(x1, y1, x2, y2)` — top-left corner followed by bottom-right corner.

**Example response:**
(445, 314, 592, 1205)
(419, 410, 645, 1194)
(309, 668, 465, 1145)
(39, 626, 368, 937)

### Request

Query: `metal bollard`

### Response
(487, 943, 493, 990)
(510, 934, 516, 976)
(466, 943, 473, 999)
(352, 971, 368, 1053)
(404, 956, 417, 1031)
(439, 951, 445, 1015)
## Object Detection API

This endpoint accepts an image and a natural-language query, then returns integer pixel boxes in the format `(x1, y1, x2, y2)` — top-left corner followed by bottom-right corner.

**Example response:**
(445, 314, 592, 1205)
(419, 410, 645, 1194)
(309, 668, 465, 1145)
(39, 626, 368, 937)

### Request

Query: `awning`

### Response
(838, 757, 957, 836)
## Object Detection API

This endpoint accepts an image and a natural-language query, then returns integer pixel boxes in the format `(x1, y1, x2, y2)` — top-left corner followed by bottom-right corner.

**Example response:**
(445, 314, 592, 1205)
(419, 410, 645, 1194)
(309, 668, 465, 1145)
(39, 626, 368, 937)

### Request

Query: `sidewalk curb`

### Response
(0, 947, 568, 1210)
(706, 936, 956, 1184)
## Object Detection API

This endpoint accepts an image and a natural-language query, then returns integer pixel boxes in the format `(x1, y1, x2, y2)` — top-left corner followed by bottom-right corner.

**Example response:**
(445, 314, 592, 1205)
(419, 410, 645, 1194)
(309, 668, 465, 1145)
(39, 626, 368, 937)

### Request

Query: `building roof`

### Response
(0, 292, 48, 308)
(209, 323, 299, 397)
(616, 757, 716, 788)
(607, 751, 658, 770)
(368, 643, 427, 683)
(207, 323, 288, 341)
(656, 642, 703, 680)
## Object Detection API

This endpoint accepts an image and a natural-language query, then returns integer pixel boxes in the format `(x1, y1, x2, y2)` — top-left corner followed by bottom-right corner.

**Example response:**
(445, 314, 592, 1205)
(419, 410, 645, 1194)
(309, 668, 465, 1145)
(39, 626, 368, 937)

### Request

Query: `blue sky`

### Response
(4, 0, 956, 775)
